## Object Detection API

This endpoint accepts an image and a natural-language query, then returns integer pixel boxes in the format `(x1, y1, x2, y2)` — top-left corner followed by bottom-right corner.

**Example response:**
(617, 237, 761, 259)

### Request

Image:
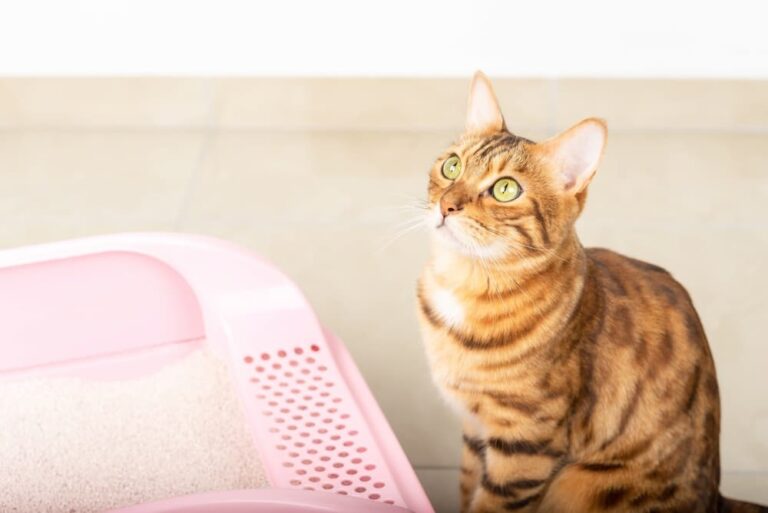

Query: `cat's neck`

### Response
(428, 232, 588, 303)
(424, 232, 592, 363)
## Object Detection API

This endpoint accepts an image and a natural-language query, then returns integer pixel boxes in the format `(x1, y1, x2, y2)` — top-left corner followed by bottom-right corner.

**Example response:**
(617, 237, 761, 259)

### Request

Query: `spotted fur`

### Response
(416, 72, 766, 513)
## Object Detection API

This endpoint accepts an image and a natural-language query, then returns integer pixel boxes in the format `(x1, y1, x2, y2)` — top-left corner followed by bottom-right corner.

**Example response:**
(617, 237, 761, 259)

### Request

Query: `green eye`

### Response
(441, 155, 462, 180)
(491, 177, 522, 202)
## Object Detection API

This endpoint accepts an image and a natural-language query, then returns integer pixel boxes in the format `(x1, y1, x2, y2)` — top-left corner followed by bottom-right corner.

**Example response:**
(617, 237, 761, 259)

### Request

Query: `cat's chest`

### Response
(418, 279, 551, 423)
(429, 285, 467, 328)
(419, 285, 503, 388)
(423, 329, 549, 429)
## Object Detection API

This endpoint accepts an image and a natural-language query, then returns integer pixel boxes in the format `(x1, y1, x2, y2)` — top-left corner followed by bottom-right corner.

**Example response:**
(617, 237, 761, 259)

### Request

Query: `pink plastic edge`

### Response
(108, 489, 414, 513)
(324, 330, 434, 513)
(0, 233, 434, 513)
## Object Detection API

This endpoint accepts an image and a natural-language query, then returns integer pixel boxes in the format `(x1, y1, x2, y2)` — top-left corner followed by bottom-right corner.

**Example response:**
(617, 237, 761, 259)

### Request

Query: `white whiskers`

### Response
(376, 199, 430, 253)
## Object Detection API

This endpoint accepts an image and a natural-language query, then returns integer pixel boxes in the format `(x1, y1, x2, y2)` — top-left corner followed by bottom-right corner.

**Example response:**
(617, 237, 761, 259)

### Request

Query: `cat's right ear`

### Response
(538, 118, 608, 194)
(465, 71, 505, 134)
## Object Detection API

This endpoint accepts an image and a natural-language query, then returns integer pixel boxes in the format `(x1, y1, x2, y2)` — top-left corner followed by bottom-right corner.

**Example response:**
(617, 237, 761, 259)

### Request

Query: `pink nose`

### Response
(440, 198, 464, 218)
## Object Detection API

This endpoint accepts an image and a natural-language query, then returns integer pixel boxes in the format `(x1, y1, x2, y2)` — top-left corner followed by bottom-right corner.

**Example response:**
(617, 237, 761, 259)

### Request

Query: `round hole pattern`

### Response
(242, 345, 397, 505)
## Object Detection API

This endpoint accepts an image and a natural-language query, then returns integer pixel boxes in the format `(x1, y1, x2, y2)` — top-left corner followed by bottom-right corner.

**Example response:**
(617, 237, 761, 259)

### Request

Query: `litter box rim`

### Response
(108, 488, 414, 513)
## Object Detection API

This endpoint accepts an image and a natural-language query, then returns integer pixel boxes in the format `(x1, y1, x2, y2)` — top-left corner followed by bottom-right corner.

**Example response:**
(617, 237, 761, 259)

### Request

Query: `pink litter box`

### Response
(0, 233, 434, 513)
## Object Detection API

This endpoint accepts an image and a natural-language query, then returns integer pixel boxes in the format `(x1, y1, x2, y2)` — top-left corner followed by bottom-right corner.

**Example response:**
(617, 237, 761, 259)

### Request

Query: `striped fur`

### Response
(416, 74, 766, 513)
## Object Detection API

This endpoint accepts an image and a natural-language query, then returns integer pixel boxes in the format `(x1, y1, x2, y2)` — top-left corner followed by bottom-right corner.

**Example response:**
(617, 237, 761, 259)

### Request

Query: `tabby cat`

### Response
(416, 72, 767, 513)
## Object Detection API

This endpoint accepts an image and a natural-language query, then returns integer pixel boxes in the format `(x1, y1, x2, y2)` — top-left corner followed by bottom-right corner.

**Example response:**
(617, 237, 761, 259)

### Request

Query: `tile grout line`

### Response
(547, 77, 559, 136)
(172, 80, 220, 231)
(3, 124, 768, 135)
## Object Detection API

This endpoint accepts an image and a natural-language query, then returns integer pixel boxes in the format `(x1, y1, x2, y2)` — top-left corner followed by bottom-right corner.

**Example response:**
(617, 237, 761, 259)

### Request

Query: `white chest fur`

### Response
(430, 286, 465, 328)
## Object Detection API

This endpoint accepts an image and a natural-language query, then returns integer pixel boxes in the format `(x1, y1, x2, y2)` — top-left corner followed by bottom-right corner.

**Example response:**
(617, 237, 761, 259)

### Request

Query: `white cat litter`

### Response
(0, 348, 268, 513)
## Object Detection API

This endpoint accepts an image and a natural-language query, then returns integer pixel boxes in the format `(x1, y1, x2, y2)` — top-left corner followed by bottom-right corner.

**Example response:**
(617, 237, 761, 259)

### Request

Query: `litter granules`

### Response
(0, 347, 267, 513)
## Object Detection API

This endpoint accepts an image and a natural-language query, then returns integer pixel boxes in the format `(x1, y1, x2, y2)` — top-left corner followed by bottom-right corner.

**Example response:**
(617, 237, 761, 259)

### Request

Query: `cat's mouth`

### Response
(436, 221, 459, 242)
(432, 215, 473, 252)
(427, 205, 478, 250)
(429, 208, 459, 239)
(428, 209, 508, 260)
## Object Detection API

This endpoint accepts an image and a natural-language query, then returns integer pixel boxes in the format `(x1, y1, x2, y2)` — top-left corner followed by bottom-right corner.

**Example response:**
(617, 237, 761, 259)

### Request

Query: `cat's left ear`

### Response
(538, 118, 607, 193)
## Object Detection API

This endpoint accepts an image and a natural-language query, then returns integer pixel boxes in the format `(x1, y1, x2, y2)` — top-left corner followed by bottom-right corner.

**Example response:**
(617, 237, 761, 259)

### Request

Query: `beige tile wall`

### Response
(1, 78, 766, 511)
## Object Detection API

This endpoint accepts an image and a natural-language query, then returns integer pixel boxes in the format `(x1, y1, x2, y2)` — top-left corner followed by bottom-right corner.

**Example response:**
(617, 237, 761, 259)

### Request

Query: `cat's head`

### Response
(426, 72, 607, 262)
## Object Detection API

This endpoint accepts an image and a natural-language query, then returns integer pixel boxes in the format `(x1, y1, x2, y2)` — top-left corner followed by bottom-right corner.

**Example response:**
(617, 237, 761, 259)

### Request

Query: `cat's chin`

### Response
(432, 225, 508, 261)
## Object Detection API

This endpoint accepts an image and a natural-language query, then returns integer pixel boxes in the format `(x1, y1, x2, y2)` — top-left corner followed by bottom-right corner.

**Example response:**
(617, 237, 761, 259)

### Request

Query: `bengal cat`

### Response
(416, 72, 767, 513)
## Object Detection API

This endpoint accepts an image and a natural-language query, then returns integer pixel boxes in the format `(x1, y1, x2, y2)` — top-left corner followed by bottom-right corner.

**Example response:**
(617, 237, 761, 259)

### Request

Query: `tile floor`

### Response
(0, 78, 767, 510)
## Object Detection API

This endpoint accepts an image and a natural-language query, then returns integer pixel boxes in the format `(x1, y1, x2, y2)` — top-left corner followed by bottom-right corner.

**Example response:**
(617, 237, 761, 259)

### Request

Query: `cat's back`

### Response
(574, 248, 722, 485)
(582, 246, 719, 426)
(584, 246, 719, 370)
(586, 246, 700, 325)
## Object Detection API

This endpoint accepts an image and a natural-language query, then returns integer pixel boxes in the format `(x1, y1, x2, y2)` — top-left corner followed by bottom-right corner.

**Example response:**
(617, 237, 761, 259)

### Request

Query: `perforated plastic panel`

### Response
(242, 344, 403, 506)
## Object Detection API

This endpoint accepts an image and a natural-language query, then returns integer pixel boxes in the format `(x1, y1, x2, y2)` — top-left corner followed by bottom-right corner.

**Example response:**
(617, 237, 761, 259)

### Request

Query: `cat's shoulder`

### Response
(586, 247, 671, 276)
(585, 247, 696, 306)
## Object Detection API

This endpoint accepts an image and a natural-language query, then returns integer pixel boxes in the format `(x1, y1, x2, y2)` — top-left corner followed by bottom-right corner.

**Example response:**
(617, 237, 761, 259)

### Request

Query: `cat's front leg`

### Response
(467, 431, 565, 513)
(460, 424, 485, 513)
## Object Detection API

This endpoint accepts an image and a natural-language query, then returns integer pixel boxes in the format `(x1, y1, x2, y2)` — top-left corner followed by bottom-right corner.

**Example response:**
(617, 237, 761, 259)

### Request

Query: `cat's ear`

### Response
(539, 118, 607, 193)
(465, 71, 505, 134)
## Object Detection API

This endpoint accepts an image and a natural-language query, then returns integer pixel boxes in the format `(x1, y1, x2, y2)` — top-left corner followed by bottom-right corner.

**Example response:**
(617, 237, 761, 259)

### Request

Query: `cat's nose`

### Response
(440, 198, 465, 217)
